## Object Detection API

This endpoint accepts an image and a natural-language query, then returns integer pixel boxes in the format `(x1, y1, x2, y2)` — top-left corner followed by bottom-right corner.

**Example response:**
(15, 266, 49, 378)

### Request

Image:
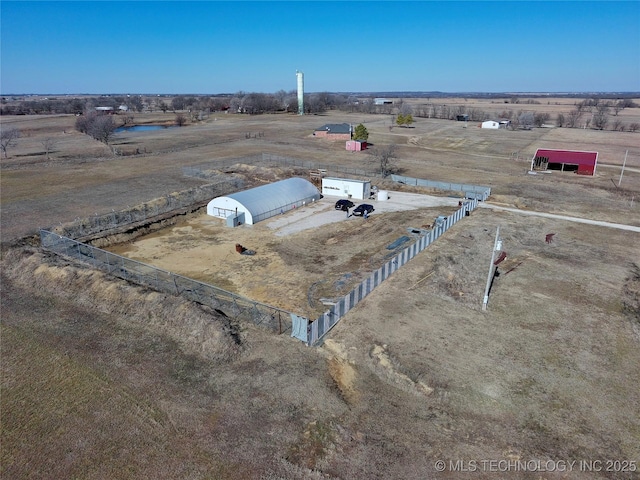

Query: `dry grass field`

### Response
(2, 98, 640, 479)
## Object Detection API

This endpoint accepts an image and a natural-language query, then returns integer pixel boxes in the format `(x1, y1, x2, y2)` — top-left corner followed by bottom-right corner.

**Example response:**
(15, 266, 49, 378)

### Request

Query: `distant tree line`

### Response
(2, 92, 638, 132)
(0, 92, 350, 116)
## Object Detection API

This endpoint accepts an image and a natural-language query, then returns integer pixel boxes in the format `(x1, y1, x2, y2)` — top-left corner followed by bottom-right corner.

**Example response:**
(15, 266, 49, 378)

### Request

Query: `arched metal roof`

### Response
(207, 177, 320, 225)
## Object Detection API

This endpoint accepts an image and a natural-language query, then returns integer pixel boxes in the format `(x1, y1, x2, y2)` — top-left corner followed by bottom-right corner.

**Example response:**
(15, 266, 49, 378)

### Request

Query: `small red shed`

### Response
(346, 140, 367, 151)
(531, 149, 598, 176)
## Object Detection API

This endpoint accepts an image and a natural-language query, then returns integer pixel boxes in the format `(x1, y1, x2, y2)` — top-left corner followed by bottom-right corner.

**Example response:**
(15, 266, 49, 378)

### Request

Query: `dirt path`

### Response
(480, 202, 640, 231)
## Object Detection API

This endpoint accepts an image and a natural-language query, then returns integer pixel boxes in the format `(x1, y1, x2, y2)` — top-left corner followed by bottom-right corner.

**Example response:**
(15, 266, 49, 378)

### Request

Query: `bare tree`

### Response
(592, 104, 609, 130)
(171, 96, 186, 111)
(284, 94, 298, 113)
(518, 111, 534, 129)
(175, 113, 187, 126)
(121, 113, 135, 126)
(229, 96, 242, 113)
(40, 136, 59, 159)
(533, 112, 550, 127)
(509, 114, 521, 130)
(436, 104, 451, 120)
(556, 113, 565, 127)
(565, 108, 583, 128)
(360, 98, 375, 114)
(129, 96, 144, 113)
(89, 115, 117, 144)
(379, 102, 393, 115)
(398, 103, 413, 116)
(76, 112, 116, 144)
(0, 127, 20, 158)
(373, 145, 398, 177)
(612, 101, 623, 116)
(628, 123, 639, 132)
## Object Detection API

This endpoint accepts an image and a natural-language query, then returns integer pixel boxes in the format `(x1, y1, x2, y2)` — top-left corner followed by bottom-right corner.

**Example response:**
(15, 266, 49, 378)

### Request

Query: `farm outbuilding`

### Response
(313, 123, 352, 140)
(206, 177, 320, 225)
(322, 177, 371, 200)
(346, 140, 367, 151)
(531, 149, 598, 176)
(481, 120, 500, 129)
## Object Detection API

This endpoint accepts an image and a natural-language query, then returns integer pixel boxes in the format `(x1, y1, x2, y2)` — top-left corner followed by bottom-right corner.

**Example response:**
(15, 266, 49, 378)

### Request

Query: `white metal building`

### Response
(321, 177, 371, 200)
(481, 120, 500, 129)
(206, 177, 320, 225)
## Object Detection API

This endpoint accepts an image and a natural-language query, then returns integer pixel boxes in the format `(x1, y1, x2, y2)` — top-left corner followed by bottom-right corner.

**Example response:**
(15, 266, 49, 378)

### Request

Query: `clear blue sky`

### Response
(1, 1, 639, 94)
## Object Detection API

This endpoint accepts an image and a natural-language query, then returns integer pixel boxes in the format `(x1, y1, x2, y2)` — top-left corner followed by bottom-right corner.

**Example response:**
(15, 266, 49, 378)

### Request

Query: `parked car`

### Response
(335, 199, 355, 211)
(352, 204, 375, 216)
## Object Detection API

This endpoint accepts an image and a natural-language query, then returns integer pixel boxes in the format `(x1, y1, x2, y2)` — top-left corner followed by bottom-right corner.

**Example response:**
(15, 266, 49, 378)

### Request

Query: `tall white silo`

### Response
(296, 70, 304, 115)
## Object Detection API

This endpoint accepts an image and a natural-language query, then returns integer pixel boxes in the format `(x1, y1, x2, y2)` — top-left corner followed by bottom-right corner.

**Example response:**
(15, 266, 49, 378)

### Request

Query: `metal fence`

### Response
(304, 199, 479, 346)
(39, 230, 295, 334)
(391, 175, 491, 201)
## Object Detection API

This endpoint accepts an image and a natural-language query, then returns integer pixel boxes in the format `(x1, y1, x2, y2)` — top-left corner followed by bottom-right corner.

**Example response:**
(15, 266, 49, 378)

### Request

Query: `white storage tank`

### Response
(377, 190, 389, 201)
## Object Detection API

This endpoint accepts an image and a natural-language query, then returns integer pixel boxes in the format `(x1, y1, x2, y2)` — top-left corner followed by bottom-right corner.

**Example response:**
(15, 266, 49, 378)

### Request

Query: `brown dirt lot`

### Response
(2, 103, 640, 479)
(106, 190, 463, 318)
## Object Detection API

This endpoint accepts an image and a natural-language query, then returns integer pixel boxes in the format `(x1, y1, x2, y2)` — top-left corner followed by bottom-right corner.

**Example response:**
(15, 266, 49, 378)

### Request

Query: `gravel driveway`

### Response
(266, 191, 462, 236)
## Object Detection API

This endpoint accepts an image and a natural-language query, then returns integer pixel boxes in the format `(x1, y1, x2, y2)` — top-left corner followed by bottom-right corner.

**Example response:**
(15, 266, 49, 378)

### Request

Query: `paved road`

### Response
(480, 203, 640, 232)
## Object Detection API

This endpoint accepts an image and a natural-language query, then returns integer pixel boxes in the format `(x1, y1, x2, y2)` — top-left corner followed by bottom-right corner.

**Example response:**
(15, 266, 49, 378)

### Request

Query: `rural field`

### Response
(2, 97, 640, 479)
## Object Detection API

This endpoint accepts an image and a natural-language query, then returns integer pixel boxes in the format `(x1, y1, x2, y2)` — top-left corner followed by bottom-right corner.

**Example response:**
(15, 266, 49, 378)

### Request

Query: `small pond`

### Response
(115, 125, 176, 133)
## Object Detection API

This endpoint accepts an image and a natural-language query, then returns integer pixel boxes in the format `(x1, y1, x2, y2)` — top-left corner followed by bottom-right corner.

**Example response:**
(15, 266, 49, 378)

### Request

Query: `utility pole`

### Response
(482, 226, 502, 311)
(618, 150, 628, 187)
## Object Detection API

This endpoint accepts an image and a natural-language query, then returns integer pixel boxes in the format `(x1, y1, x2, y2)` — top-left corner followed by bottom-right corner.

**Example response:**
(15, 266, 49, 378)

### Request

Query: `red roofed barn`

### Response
(531, 149, 598, 176)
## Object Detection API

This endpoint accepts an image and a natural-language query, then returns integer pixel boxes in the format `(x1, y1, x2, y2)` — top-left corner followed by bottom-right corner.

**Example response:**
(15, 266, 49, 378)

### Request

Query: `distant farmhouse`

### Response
(480, 120, 510, 129)
(374, 98, 393, 105)
(313, 123, 352, 140)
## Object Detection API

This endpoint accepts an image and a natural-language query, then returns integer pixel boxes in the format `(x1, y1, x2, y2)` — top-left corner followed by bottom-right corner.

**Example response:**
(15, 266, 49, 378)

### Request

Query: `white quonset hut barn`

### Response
(206, 177, 320, 226)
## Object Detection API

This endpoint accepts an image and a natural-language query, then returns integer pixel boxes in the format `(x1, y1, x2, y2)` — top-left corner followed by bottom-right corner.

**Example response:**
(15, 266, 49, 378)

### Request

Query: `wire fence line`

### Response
(391, 174, 492, 201)
(182, 152, 378, 180)
(39, 230, 295, 334)
(299, 199, 480, 346)
(183, 154, 492, 200)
